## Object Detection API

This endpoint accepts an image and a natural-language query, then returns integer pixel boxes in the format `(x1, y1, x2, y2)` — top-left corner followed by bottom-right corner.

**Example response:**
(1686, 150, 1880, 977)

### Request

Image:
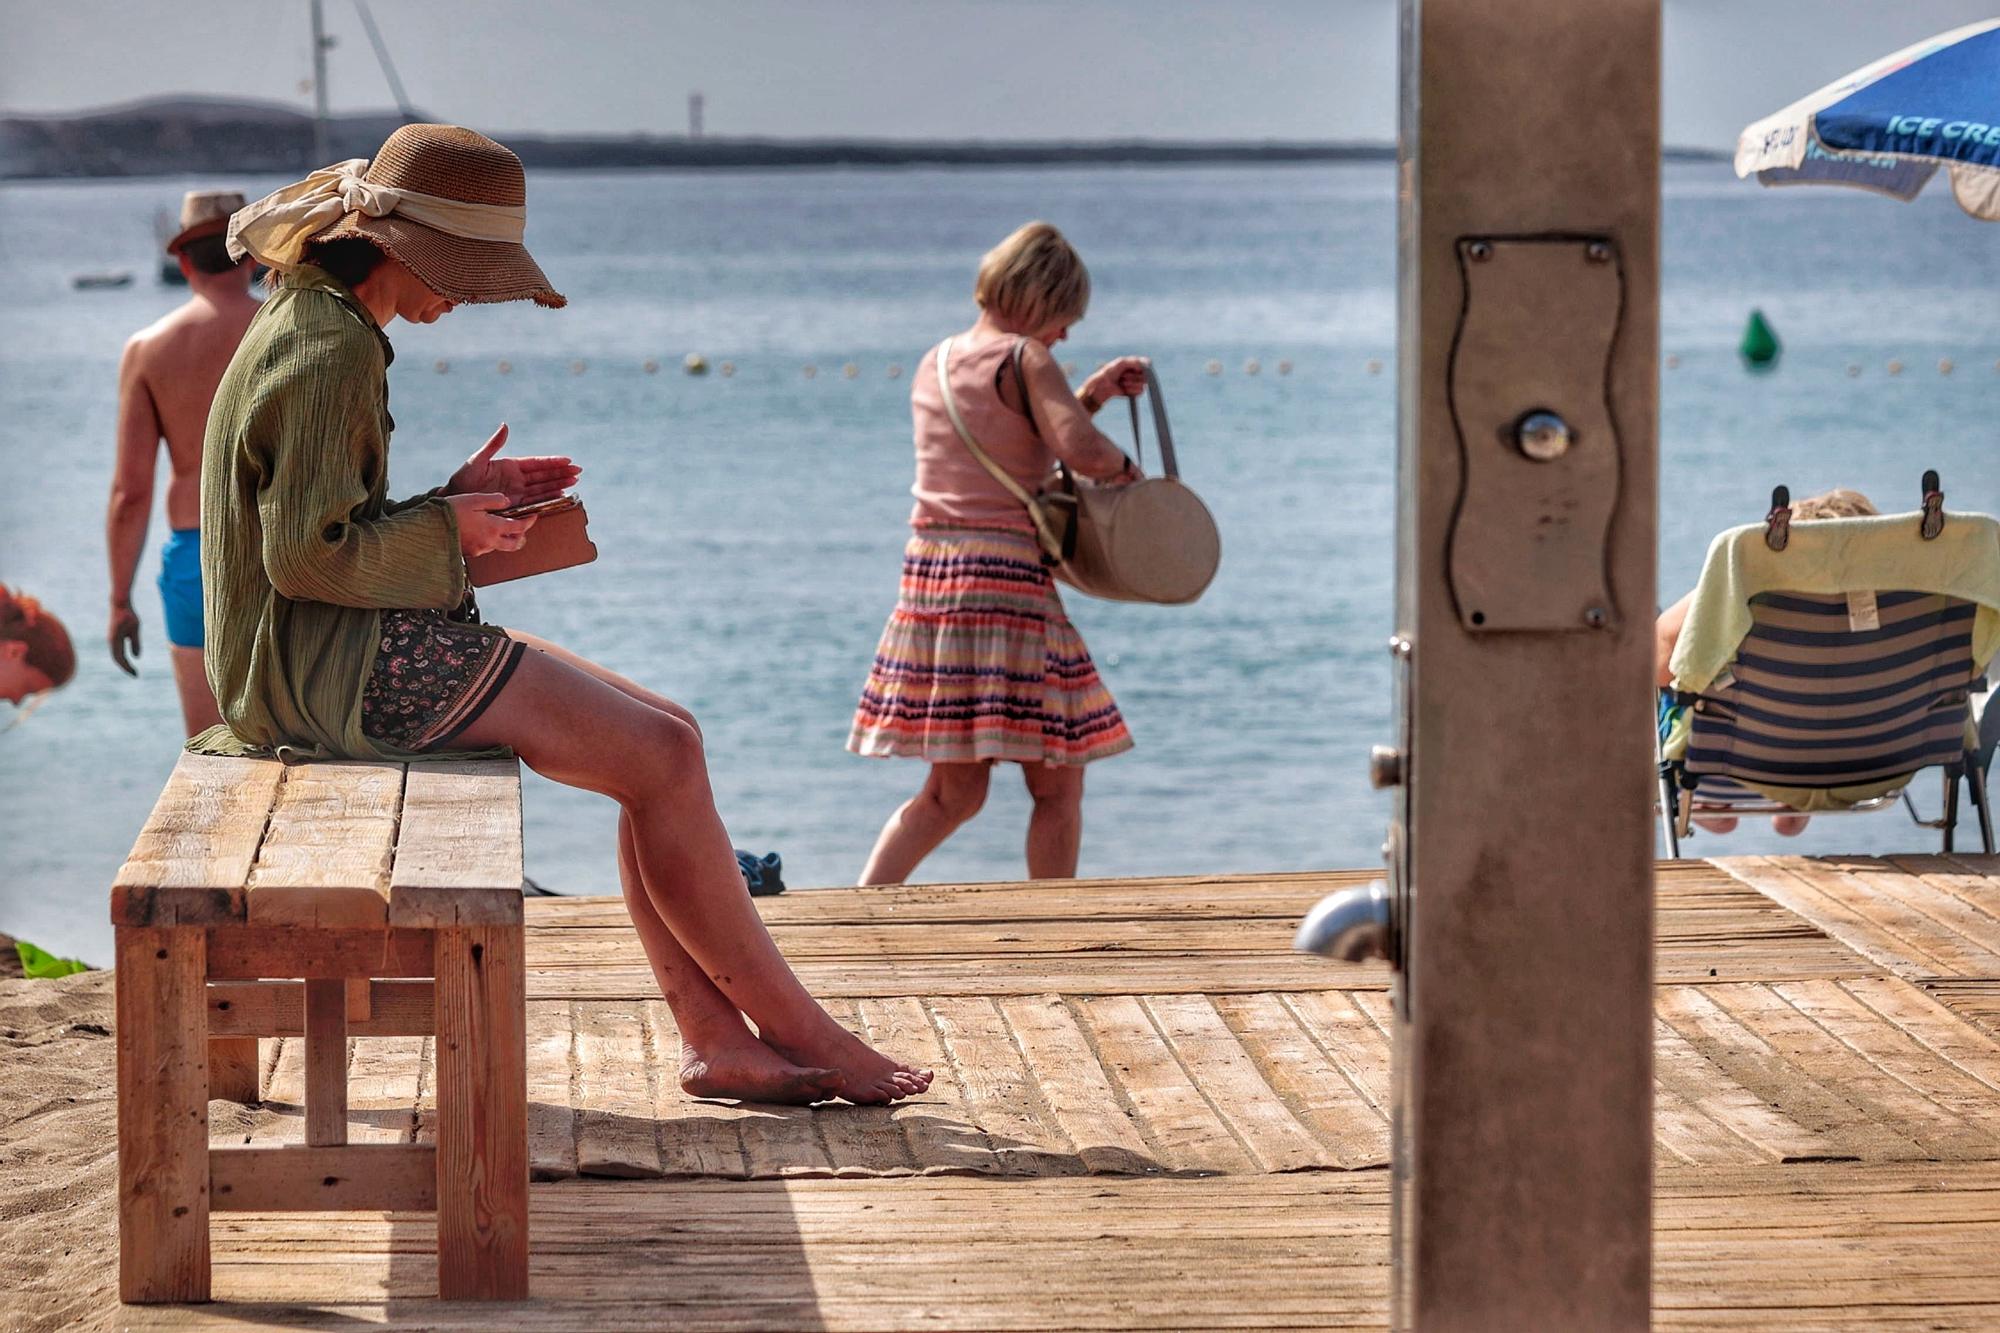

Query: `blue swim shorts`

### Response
(157, 528, 204, 649)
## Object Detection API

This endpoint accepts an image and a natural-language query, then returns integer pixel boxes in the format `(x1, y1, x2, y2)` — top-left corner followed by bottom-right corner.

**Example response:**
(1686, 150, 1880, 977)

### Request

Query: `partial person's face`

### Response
(388, 260, 457, 324)
(1037, 323, 1071, 345)
(0, 643, 53, 707)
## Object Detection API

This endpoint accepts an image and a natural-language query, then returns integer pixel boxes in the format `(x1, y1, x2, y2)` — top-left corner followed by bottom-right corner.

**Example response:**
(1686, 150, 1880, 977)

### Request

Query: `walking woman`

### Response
(200, 125, 929, 1105)
(850, 221, 1148, 883)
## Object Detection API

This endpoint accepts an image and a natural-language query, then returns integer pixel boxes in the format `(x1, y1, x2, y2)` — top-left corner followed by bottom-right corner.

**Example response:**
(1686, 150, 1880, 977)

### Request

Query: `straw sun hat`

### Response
(228, 123, 565, 308)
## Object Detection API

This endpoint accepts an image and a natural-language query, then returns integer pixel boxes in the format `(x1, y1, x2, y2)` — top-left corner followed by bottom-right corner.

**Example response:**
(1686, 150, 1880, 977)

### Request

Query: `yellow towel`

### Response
(1664, 510, 2000, 811)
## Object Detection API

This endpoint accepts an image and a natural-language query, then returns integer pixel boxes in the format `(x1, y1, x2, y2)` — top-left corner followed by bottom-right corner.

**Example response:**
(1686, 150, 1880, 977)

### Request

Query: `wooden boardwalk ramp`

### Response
(127, 857, 2000, 1330)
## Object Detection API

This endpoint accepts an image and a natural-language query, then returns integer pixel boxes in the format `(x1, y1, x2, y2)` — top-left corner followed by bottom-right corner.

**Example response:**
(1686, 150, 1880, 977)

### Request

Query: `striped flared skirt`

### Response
(847, 526, 1134, 767)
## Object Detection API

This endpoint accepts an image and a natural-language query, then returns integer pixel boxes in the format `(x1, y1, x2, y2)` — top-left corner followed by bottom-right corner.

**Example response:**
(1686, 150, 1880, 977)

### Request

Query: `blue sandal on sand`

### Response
(735, 849, 786, 897)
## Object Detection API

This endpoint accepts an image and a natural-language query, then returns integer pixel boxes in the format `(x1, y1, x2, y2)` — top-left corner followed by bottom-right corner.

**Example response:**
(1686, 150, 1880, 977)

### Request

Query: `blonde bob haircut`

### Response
(974, 221, 1090, 332)
(1791, 488, 1877, 521)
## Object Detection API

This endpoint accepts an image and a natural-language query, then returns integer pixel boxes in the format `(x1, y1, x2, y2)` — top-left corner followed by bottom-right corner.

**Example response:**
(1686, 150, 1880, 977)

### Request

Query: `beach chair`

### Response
(1658, 481, 1999, 857)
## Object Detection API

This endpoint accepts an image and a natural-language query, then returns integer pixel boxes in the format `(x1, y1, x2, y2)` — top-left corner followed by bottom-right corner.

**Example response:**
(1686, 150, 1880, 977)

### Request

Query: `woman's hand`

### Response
(1079, 356, 1150, 413)
(446, 424, 580, 508)
(447, 492, 539, 559)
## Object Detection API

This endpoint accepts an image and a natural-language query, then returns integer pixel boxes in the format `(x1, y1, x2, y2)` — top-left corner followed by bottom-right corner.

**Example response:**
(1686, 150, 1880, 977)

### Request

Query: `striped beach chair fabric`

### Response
(1660, 517, 1996, 857)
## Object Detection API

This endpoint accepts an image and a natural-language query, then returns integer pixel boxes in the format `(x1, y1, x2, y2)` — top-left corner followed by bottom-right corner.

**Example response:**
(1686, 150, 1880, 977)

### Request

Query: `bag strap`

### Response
(1129, 363, 1180, 480)
(935, 337, 1068, 562)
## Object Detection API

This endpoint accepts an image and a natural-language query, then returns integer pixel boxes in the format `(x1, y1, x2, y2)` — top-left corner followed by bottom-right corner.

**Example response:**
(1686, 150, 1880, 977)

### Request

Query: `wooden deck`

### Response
(126, 856, 2000, 1329)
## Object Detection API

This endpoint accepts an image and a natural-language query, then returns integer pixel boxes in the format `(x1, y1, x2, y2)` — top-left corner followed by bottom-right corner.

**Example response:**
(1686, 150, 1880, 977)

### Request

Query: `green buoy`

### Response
(1739, 308, 1780, 371)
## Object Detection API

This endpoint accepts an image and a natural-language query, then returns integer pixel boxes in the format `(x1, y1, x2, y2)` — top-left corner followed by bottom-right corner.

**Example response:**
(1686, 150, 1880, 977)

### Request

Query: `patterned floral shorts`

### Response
(359, 593, 524, 752)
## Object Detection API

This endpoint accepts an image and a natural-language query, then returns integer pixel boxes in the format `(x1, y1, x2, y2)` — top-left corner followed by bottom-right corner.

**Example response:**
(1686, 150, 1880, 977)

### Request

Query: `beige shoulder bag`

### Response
(935, 336, 1220, 605)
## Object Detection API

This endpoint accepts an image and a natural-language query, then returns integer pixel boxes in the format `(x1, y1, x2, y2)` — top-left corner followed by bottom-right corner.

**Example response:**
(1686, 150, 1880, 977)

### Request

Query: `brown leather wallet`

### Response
(465, 494, 599, 586)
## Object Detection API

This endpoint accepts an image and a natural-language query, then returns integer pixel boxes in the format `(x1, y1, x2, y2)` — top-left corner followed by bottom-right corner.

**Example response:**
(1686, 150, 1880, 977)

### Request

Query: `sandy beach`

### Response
(1, 969, 121, 1331)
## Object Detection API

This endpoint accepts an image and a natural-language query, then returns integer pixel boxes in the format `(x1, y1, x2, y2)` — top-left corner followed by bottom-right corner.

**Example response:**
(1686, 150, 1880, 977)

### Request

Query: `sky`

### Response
(1, 1, 1995, 148)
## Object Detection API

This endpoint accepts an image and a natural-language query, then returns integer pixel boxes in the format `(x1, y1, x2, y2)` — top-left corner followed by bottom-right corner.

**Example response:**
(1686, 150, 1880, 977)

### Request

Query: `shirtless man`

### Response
(106, 191, 259, 736)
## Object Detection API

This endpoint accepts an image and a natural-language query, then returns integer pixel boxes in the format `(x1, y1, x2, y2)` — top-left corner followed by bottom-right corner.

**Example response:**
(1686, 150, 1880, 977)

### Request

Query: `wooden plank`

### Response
(572, 1001, 661, 1179)
(999, 993, 1159, 1175)
(1650, 1016, 1836, 1163)
(1775, 980, 2000, 1143)
(209, 1037, 261, 1103)
(109, 753, 282, 926)
(808, 999, 915, 1178)
(1076, 994, 1256, 1174)
(526, 1001, 579, 1181)
(344, 1034, 427, 1146)
(1145, 994, 1335, 1173)
(1283, 992, 1394, 1117)
(205, 926, 435, 980)
(114, 925, 211, 1303)
(208, 980, 435, 1038)
(247, 761, 405, 928)
(926, 996, 1076, 1175)
(1654, 985, 1922, 1162)
(209, 1144, 436, 1212)
(521, 941, 1871, 1001)
(303, 979, 349, 1147)
(118, 1165, 2000, 1327)
(389, 760, 525, 927)
(1708, 984, 2000, 1161)
(434, 925, 530, 1300)
(1717, 855, 1963, 979)
(856, 996, 985, 1176)
(1210, 993, 1390, 1169)
(1842, 976, 2000, 1096)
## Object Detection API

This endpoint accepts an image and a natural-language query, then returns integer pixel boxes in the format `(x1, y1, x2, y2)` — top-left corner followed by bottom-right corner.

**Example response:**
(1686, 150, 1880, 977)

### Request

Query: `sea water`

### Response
(2, 162, 1995, 964)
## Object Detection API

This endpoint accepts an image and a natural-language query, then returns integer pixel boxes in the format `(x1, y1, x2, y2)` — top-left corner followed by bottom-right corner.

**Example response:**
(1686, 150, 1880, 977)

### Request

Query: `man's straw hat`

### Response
(164, 191, 245, 254)
(229, 124, 565, 308)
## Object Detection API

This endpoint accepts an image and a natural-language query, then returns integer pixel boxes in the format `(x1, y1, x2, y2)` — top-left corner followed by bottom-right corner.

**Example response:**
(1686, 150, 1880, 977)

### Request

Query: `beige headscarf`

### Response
(227, 157, 528, 269)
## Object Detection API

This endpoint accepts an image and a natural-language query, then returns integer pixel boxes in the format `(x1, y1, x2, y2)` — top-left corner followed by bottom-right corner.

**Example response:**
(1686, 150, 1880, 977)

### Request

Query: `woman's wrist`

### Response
(1079, 385, 1103, 414)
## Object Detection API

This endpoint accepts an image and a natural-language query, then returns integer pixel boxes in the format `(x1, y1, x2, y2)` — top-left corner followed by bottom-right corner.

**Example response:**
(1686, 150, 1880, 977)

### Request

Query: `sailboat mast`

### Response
(309, 0, 332, 165)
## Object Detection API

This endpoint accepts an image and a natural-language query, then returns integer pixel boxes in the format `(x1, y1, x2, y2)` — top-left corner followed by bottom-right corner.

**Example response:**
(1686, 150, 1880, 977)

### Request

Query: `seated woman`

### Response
(1654, 487, 1878, 836)
(198, 125, 930, 1105)
(0, 587, 76, 717)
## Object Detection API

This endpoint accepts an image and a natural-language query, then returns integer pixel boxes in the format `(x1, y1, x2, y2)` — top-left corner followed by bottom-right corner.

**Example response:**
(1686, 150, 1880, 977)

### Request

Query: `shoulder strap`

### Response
(935, 338, 1068, 559)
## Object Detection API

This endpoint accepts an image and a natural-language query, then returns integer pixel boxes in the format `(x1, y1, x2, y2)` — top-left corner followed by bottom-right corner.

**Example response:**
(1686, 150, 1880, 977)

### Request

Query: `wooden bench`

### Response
(111, 753, 529, 1304)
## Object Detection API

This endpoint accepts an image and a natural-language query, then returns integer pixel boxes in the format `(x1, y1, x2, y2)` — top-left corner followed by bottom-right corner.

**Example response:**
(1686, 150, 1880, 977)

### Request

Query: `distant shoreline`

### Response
(0, 96, 1728, 180)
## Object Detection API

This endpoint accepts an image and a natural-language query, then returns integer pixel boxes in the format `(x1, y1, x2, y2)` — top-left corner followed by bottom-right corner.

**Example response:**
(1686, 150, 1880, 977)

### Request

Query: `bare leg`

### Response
(1693, 816, 1739, 834)
(502, 636, 836, 1099)
(616, 816, 839, 1103)
(170, 646, 221, 738)
(1021, 762, 1084, 879)
(1772, 814, 1810, 836)
(858, 762, 991, 885)
(456, 643, 931, 1104)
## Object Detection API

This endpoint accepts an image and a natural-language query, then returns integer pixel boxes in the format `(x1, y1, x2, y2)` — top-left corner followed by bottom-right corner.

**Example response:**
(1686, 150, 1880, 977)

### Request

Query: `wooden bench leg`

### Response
(434, 926, 529, 1299)
(116, 927, 211, 1303)
(208, 1038, 261, 1103)
(304, 979, 349, 1146)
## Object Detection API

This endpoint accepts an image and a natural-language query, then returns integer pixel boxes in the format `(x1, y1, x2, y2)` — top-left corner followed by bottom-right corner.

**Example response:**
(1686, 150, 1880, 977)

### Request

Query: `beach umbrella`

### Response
(1735, 19, 2000, 220)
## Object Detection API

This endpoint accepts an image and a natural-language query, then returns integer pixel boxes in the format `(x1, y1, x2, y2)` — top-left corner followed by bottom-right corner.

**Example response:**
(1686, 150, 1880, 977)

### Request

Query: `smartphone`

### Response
(495, 494, 578, 520)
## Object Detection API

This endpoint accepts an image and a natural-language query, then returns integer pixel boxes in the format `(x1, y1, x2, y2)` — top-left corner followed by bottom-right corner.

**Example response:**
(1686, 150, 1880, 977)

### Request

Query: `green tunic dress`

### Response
(189, 266, 493, 761)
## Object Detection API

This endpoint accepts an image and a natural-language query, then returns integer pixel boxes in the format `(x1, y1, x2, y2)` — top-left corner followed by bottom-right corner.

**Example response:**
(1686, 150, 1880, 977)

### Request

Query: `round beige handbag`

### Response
(936, 339, 1221, 605)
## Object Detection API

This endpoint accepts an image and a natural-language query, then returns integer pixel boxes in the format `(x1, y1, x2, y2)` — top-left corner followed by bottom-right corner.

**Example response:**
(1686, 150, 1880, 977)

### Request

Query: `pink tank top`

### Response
(908, 335, 1050, 531)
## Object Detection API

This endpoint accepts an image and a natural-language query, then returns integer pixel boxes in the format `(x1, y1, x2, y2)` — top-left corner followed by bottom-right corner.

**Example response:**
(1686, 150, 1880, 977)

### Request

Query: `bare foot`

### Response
(1693, 815, 1739, 834)
(679, 1027, 842, 1105)
(1772, 814, 1810, 836)
(763, 1017, 935, 1106)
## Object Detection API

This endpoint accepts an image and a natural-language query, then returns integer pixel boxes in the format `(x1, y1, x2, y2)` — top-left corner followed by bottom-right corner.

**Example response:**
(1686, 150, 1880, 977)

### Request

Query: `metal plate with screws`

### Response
(1445, 236, 1624, 632)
